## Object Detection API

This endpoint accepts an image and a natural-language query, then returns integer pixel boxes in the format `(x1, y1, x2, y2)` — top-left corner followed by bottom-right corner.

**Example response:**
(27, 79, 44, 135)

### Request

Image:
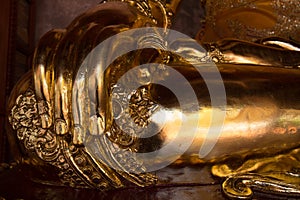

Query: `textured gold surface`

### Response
(202, 0, 300, 42)
(6, 0, 300, 198)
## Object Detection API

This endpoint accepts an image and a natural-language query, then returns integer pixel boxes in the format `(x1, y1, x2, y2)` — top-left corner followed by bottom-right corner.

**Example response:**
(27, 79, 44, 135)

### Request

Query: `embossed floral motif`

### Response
(205, 0, 300, 41)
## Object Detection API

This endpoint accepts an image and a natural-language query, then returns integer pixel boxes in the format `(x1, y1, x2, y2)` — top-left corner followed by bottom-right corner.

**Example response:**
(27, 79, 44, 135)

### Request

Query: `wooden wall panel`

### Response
(0, 0, 35, 162)
(0, 0, 12, 162)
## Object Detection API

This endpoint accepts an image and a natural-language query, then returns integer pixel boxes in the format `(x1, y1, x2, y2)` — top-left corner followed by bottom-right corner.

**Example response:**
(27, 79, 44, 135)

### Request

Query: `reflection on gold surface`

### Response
(6, 0, 300, 198)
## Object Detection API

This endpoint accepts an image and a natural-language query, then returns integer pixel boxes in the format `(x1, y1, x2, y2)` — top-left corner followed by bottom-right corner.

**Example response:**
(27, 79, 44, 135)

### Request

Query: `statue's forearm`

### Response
(204, 38, 300, 68)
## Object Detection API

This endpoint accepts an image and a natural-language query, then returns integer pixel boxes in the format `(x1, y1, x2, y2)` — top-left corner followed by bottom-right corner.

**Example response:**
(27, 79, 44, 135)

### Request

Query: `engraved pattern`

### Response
(9, 90, 60, 161)
(129, 86, 158, 128)
(109, 83, 158, 149)
(9, 89, 87, 187)
(205, 0, 300, 42)
(8, 89, 156, 189)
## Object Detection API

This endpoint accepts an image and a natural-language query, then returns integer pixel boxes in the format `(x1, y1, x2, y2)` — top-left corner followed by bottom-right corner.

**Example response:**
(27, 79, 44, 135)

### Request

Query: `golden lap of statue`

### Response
(6, 0, 300, 199)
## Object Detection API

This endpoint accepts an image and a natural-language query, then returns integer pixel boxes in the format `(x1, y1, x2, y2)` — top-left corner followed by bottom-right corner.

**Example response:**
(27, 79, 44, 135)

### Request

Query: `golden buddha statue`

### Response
(6, 0, 300, 199)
